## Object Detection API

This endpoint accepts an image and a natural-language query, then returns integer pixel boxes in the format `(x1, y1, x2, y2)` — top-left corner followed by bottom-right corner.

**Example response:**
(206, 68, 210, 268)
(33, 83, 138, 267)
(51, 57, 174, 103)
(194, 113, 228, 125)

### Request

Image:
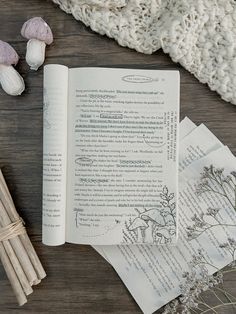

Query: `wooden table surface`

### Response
(0, 1, 236, 313)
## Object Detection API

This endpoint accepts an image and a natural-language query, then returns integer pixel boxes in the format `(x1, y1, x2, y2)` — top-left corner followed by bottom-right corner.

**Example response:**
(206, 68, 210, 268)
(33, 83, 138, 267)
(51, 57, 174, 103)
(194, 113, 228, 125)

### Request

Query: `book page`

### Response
(94, 121, 223, 261)
(93, 117, 197, 262)
(42, 64, 68, 246)
(97, 123, 236, 314)
(66, 67, 179, 245)
(179, 123, 223, 173)
(94, 120, 223, 263)
(179, 116, 196, 139)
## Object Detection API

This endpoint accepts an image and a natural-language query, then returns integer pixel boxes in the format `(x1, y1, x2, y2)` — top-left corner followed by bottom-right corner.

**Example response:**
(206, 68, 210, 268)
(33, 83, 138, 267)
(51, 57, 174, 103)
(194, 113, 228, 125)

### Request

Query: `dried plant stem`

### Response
(0, 200, 38, 285)
(0, 170, 46, 305)
(201, 302, 236, 314)
(222, 269, 236, 274)
(216, 287, 231, 304)
(197, 299, 217, 313)
(196, 297, 213, 313)
(0, 242, 27, 306)
(220, 182, 235, 210)
(218, 284, 236, 311)
(0, 170, 46, 280)
(211, 289, 224, 304)
(215, 287, 236, 302)
(2, 240, 33, 295)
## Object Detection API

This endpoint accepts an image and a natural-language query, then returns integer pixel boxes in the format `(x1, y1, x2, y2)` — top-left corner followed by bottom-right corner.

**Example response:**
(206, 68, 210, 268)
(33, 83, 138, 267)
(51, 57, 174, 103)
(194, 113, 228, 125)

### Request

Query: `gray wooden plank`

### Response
(0, 0, 235, 313)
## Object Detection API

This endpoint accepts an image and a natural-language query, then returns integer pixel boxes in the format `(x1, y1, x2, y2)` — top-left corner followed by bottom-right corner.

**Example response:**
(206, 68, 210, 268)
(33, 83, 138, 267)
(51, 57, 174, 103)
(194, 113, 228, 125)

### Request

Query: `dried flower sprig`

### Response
(196, 165, 236, 212)
(162, 249, 236, 314)
(219, 238, 236, 267)
(186, 211, 235, 241)
(163, 166, 236, 313)
(186, 166, 236, 241)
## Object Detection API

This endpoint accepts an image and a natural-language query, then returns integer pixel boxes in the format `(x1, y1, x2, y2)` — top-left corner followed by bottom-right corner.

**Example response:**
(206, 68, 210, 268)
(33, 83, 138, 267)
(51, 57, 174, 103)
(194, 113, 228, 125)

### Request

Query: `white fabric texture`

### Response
(52, 0, 236, 105)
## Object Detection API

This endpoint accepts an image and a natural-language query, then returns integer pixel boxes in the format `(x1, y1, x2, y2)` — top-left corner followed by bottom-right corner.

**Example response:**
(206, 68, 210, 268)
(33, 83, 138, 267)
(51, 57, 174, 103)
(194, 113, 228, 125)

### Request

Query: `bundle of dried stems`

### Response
(0, 169, 46, 305)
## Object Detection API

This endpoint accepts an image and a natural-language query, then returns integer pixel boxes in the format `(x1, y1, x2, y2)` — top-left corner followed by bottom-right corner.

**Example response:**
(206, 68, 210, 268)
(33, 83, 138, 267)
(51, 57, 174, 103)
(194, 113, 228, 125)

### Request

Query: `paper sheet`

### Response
(66, 67, 180, 245)
(42, 65, 68, 245)
(94, 120, 236, 314)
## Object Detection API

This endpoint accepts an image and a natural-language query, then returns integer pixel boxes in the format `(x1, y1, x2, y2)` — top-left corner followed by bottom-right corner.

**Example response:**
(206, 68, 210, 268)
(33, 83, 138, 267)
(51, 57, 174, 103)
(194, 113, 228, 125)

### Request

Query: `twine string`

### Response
(0, 218, 26, 242)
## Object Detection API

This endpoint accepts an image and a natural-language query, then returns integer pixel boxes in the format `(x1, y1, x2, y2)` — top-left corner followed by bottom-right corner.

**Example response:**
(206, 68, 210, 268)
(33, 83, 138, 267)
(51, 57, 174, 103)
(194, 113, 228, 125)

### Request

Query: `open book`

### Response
(42, 65, 179, 246)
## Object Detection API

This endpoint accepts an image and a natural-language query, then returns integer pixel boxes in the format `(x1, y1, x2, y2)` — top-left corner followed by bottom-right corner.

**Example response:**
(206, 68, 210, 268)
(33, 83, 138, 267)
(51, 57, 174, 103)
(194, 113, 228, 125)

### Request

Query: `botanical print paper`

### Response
(93, 117, 197, 262)
(95, 121, 236, 314)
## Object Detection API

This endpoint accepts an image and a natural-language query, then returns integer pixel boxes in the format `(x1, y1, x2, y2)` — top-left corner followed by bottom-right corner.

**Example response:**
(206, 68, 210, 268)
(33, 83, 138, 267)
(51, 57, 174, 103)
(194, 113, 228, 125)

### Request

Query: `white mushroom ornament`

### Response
(21, 17, 53, 70)
(0, 40, 25, 96)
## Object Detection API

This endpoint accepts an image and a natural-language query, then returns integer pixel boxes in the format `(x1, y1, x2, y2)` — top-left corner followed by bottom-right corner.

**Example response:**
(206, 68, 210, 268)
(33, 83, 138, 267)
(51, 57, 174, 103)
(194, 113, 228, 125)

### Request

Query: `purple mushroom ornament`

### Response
(0, 40, 25, 96)
(21, 17, 53, 70)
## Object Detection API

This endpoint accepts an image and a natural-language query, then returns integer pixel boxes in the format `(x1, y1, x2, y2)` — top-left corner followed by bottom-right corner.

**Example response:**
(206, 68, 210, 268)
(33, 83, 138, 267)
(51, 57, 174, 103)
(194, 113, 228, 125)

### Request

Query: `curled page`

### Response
(42, 65, 68, 246)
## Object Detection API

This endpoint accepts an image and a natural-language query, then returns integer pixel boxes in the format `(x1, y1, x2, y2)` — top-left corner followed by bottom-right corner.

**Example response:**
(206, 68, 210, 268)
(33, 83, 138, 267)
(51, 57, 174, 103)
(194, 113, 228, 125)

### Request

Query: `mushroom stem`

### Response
(141, 229, 146, 243)
(0, 64, 25, 96)
(137, 228, 142, 242)
(26, 39, 46, 70)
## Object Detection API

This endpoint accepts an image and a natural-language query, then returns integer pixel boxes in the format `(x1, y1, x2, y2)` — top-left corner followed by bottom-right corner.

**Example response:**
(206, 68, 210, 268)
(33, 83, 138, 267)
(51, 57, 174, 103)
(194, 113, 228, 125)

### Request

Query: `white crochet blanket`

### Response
(53, 0, 236, 105)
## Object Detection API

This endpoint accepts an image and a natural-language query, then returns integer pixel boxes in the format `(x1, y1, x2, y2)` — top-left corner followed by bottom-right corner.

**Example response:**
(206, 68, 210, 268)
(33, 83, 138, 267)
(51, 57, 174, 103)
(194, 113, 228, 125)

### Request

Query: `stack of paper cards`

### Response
(93, 117, 236, 314)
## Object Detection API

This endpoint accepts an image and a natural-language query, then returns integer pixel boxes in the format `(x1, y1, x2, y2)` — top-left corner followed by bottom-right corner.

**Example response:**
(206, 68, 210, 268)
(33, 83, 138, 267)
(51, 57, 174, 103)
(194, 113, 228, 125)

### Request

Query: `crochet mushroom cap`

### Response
(0, 40, 19, 66)
(21, 17, 53, 45)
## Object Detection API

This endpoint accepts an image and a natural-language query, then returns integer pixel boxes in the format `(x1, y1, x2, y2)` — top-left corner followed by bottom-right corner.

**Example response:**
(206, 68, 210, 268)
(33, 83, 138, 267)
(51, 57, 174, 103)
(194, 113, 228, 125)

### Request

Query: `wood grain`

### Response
(0, 0, 236, 313)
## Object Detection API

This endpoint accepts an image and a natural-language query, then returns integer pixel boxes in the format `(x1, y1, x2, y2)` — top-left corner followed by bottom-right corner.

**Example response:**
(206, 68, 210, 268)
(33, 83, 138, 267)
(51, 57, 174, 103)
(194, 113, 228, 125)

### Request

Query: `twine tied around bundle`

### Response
(0, 218, 26, 242)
